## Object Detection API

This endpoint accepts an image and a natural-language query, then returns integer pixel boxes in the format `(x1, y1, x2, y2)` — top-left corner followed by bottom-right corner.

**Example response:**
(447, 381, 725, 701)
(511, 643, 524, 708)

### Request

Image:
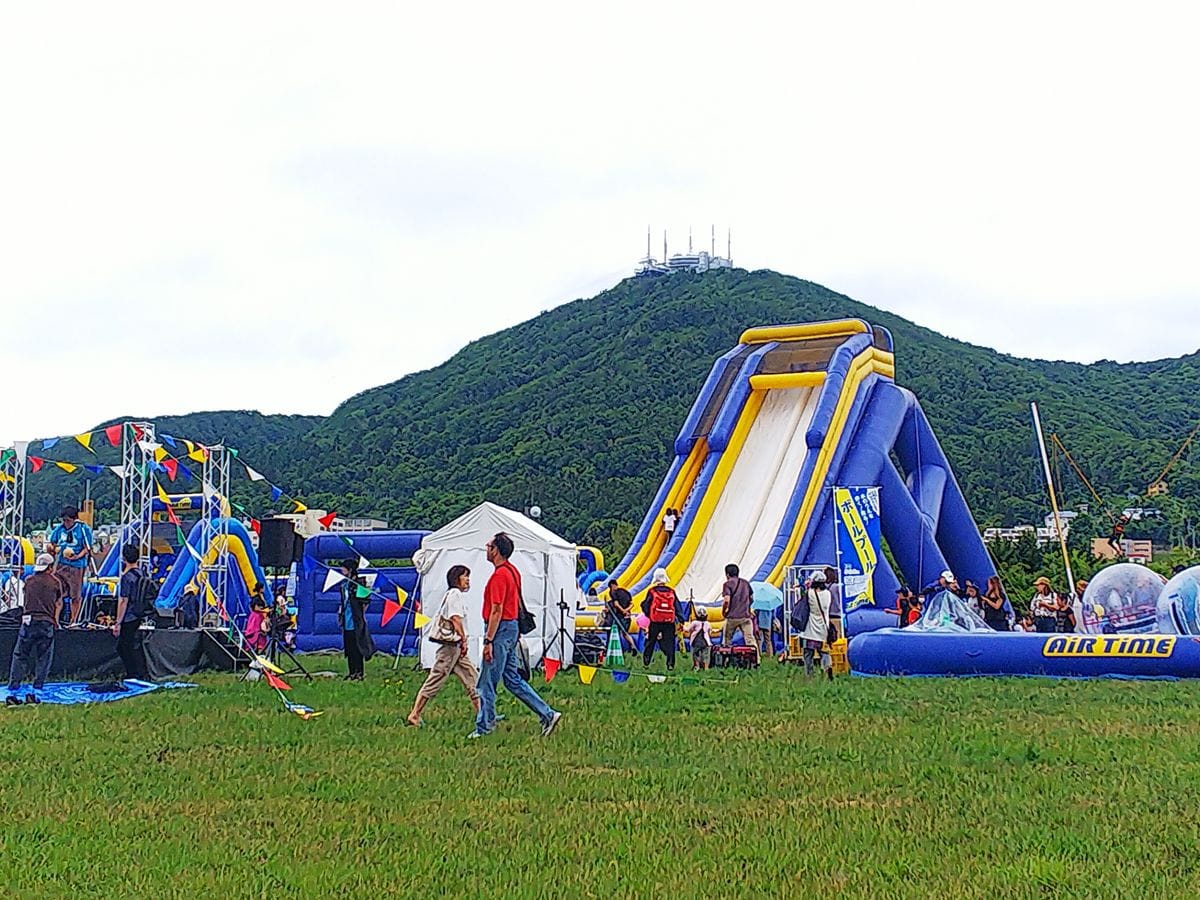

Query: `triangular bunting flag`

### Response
(381, 597, 402, 627)
(228, 448, 239, 458)
(249, 518, 261, 535)
(137, 439, 159, 455)
(184, 541, 203, 562)
(13, 441, 28, 466)
(270, 486, 283, 502)
(162, 458, 178, 481)
(175, 525, 186, 545)
(357, 556, 370, 573)
(292, 501, 307, 513)
(84, 464, 104, 475)
(153, 446, 168, 463)
(178, 463, 194, 481)
(322, 569, 346, 592)
(646, 674, 667, 684)
(204, 582, 220, 609)
(264, 670, 291, 691)
(131, 424, 145, 439)
(41, 437, 59, 450)
(202, 479, 216, 501)
(578, 664, 597, 685)
(254, 654, 284, 674)
(395, 587, 408, 608)
(317, 511, 337, 529)
(611, 670, 630, 684)
(74, 432, 95, 453)
(188, 446, 207, 463)
(29, 457, 44, 473)
(109, 465, 126, 479)
(55, 461, 78, 474)
(354, 583, 371, 599)
(605, 625, 625, 668)
(544, 657, 561, 683)
(104, 424, 123, 447)
(161, 434, 177, 449)
(244, 464, 266, 482)
(0, 448, 13, 466)
(155, 480, 172, 505)
(413, 612, 431, 629)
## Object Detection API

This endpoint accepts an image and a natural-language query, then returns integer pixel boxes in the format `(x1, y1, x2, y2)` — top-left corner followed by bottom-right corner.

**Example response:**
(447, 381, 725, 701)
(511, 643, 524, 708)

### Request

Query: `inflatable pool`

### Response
(849, 629, 1200, 679)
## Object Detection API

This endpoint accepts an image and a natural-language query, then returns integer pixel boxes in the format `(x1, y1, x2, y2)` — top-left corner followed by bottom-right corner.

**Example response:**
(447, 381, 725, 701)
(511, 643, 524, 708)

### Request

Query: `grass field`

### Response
(3, 659, 1200, 898)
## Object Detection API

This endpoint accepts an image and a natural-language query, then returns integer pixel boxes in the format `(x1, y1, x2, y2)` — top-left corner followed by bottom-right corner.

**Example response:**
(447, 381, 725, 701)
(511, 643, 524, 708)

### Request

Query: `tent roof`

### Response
(419, 501, 576, 554)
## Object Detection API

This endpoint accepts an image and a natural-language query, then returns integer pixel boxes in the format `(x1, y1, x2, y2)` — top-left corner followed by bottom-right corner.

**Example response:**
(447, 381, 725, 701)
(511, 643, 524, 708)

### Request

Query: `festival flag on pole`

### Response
(317, 511, 337, 529)
(28, 457, 44, 473)
(605, 625, 625, 668)
(264, 670, 291, 691)
(55, 461, 77, 474)
(578, 664, 597, 685)
(544, 656, 561, 683)
(74, 432, 95, 453)
(322, 569, 346, 592)
(244, 464, 266, 482)
(413, 612, 431, 629)
(105, 424, 123, 447)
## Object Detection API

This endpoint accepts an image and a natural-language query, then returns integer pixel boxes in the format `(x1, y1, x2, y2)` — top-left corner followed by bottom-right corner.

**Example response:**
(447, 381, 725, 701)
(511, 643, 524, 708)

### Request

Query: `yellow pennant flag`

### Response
(293, 500, 307, 513)
(204, 582, 219, 609)
(578, 664, 597, 685)
(255, 654, 284, 674)
(153, 446, 168, 463)
(74, 432, 95, 453)
(155, 480, 172, 505)
(413, 612, 431, 629)
(396, 587, 408, 608)
(55, 461, 78, 474)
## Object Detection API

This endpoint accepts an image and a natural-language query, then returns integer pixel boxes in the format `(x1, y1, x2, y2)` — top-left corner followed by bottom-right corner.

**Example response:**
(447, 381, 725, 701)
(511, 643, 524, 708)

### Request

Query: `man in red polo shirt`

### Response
(470, 531, 562, 738)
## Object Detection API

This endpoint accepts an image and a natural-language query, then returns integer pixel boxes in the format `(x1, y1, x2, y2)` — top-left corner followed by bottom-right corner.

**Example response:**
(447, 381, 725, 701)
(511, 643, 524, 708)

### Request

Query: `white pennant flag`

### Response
(202, 479, 216, 501)
(646, 674, 667, 684)
(184, 541, 203, 562)
(137, 440, 161, 455)
(358, 556, 371, 573)
(109, 465, 127, 479)
(322, 569, 346, 592)
(13, 441, 28, 466)
(244, 464, 266, 482)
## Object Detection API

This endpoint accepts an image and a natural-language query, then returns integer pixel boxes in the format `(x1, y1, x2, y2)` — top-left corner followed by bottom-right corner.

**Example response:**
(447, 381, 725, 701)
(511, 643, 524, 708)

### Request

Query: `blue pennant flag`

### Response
(161, 434, 177, 448)
(42, 437, 59, 450)
(611, 670, 630, 684)
(179, 464, 194, 481)
(84, 464, 104, 474)
(270, 485, 283, 502)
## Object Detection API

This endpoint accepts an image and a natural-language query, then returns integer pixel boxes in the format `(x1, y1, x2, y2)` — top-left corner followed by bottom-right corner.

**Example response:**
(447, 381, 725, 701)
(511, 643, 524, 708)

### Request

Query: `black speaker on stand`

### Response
(259, 517, 301, 569)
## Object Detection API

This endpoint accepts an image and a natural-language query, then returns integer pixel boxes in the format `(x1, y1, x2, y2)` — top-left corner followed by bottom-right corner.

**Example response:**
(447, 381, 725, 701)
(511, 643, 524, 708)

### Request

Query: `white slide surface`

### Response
(674, 386, 819, 604)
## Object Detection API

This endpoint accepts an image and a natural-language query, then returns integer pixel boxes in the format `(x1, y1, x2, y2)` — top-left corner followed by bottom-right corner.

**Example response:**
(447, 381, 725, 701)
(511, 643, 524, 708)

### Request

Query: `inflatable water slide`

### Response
(605, 319, 995, 635)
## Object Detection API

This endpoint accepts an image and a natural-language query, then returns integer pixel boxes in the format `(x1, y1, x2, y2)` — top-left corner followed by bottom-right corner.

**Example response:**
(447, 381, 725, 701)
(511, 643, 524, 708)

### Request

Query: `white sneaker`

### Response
(541, 711, 562, 737)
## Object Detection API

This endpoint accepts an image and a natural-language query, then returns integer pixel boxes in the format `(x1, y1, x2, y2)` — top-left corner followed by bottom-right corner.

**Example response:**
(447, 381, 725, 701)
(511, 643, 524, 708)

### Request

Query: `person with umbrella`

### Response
(750, 581, 782, 657)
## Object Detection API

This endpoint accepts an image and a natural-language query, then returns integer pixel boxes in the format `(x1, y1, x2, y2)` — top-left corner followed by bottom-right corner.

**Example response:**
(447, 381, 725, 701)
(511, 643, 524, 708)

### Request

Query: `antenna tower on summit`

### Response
(634, 225, 734, 277)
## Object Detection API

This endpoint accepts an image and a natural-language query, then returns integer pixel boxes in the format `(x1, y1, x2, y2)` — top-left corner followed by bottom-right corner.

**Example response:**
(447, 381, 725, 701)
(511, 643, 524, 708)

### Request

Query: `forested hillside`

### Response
(279, 270, 1200, 552)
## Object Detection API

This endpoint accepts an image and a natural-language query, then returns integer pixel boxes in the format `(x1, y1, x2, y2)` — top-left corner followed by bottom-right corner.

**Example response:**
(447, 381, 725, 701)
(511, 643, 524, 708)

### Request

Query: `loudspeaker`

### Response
(259, 517, 300, 568)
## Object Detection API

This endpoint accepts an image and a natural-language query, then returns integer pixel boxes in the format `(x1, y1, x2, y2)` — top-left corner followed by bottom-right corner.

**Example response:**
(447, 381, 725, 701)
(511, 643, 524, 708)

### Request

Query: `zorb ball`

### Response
(1079, 563, 1166, 634)
(1156, 565, 1200, 634)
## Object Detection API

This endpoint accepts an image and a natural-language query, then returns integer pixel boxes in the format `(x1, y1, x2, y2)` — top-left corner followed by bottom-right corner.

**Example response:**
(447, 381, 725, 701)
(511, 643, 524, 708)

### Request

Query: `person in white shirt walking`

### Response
(407, 565, 480, 727)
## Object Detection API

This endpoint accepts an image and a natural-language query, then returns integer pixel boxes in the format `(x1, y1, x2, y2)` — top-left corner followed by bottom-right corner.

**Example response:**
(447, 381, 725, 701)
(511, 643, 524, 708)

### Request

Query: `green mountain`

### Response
(281, 270, 1200, 554)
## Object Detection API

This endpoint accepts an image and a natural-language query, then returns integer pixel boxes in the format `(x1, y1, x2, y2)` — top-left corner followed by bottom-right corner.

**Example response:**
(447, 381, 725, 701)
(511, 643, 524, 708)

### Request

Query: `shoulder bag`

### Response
(429, 591, 462, 645)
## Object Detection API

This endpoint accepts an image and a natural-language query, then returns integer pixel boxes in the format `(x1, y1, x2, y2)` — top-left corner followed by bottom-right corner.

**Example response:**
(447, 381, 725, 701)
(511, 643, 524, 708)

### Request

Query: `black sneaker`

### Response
(5, 696, 21, 707)
(25, 693, 40, 704)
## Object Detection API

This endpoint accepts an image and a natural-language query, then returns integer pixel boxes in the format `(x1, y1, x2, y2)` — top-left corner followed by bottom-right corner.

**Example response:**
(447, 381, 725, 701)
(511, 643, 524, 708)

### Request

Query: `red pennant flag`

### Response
(29, 457, 44, 473)
(131, 423, 145, 440)
(162, 458, 178, 481)
(166, 504, 180, 527)
(105, 424, 123, 446)
(381, 597, 402, 627)
(264, 670, 291, 691)
(544, 656, 561, 683)
(317, 511, 337, 529)
(249, 518, 261, 535)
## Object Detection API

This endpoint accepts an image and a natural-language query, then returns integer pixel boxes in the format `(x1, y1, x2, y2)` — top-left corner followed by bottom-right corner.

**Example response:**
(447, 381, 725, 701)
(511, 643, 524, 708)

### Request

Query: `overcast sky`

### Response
(3, 2, 1197, 446)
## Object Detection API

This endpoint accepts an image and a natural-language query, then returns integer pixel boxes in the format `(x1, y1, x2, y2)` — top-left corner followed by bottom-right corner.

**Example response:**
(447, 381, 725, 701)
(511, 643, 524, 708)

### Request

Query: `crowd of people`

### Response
(886, 569, 1088, 634)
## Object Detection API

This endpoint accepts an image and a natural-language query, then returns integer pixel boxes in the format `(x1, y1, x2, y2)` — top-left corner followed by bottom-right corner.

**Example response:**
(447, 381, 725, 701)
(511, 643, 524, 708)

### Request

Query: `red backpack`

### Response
(648, 586, 676, 623)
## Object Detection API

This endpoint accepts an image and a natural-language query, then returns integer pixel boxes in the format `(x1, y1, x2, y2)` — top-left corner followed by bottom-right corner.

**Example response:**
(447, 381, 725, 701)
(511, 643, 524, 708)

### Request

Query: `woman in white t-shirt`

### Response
(406, 565, 480, 727)
(663, 509, 678, 539)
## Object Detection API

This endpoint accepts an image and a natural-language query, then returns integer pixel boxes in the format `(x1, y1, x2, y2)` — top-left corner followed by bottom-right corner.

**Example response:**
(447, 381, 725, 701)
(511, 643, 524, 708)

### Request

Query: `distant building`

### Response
(1092, 537, 1154, 563)
(635, 226, 733, 277)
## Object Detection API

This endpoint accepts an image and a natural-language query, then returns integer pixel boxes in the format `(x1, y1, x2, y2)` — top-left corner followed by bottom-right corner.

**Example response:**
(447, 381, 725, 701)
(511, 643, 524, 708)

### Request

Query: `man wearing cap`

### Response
(6, 554, 63, 705)
(46, 505, 93, 625)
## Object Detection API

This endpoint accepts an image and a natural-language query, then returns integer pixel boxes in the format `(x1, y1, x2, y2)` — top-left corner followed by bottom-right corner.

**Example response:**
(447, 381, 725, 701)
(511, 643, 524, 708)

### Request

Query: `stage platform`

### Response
(0, 627, 244, 681)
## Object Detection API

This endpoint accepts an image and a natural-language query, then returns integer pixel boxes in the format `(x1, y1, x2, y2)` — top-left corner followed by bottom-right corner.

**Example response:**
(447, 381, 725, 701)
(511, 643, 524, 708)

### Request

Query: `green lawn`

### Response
(2, 660, 1200, 898)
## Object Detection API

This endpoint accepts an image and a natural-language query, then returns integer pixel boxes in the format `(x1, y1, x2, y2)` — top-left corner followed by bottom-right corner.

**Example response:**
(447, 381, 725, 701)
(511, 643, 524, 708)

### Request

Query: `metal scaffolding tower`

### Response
(201, 445, 233, 616)
(0, 443, 28, 581)
(120, 422, 157, 564)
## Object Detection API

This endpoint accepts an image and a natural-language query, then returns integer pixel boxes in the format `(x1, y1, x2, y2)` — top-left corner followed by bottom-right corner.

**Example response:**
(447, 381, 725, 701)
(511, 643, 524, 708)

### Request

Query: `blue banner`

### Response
(833, 486, 881, 612)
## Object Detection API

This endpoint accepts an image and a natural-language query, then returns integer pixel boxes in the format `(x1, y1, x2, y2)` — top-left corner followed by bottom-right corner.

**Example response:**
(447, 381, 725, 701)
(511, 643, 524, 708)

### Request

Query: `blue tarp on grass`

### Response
(4, 680, 196, 706)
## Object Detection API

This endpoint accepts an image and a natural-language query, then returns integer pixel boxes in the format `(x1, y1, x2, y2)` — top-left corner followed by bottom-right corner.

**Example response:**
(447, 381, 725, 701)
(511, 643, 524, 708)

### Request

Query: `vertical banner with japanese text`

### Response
(833, 486, 881, 612)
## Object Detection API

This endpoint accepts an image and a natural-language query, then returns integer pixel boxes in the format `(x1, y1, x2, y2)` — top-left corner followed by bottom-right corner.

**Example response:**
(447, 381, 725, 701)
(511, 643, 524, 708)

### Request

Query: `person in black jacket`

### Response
(337, 558, 376, 680)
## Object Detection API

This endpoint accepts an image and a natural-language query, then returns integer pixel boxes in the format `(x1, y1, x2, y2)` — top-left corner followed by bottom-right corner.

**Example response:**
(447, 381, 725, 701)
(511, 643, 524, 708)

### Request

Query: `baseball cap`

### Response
(34, 553, 54, 572)
(940, 569, 955, 581)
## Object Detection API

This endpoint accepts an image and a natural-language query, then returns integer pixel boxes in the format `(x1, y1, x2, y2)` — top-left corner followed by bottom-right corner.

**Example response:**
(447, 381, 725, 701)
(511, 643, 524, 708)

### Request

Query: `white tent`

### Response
(412, 502, 576, 671)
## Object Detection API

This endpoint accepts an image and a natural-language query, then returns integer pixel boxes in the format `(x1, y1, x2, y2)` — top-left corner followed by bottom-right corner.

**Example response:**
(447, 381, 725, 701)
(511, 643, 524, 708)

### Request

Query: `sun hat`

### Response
(810, 571, 827, 585)
(33, 553, 53, 572)
(652, 567, 670, 585)
(940, 569, 955, 581)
